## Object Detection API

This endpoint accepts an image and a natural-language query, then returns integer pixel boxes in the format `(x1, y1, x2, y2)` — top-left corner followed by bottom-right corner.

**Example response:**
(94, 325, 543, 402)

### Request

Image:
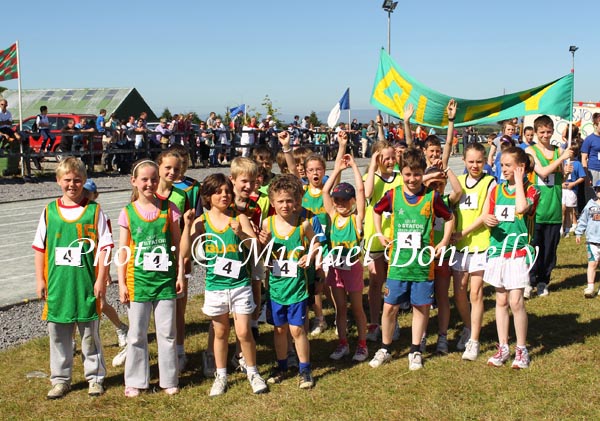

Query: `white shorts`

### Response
(202, 285, 256, 317)
(587, 243, 600, 262)
(451, 251, 487, 273)
(562, 189, 577, 207)
(483, 256, 530, 290)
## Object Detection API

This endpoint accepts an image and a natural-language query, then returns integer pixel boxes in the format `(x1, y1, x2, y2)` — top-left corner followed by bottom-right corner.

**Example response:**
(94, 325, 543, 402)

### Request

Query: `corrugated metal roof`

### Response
(0, 88, 135, 120)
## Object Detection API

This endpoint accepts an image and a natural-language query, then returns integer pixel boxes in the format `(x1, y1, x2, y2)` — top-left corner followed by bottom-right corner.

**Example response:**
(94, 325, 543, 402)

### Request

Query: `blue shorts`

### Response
(384, 279, 434, 306)
(269, 299, 308, 327)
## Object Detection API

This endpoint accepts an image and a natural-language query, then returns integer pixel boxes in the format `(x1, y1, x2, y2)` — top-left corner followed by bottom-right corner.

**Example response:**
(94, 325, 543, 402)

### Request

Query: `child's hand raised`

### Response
(182, 209, 195, 227)
(338, 130, 348, 146)
(403, 103, 414, 121)
(513, 166, 525, 183)
(447, 99, 457, 120)
(278, 131, 291, 148)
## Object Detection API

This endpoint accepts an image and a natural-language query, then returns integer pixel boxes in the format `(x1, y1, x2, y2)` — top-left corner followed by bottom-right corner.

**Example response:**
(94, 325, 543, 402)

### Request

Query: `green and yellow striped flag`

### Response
(0, 43, 18, 82)
(371, 49, 573, 128)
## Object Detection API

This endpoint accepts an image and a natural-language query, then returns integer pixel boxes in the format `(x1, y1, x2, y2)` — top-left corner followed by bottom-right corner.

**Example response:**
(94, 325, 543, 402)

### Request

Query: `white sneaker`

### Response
(202, 351, 216, 378)
(436, 335, 449, 355)
(584, 284, 595, 298)
(329, 344, 350, 360)
(310, 319, 328, 336)
(352, 346, 369, 362)
(231, 353, 247, 373)
(462, 340, 479, 361)
(369, 348, 392, 368)
(408, 352, 423, 371)
(248, 373, 268, 394)
(112, 347, 127, 367)
(366, 324, 381, 342)
(537, 282, 549, 297)
(456, 327, 471, 351)
(524, 285, 532, 300)
(209, 374, 228, 397)
(511, 347, 530, 369)
(116, 325, 128, 348)
(487, 344, 510, 367)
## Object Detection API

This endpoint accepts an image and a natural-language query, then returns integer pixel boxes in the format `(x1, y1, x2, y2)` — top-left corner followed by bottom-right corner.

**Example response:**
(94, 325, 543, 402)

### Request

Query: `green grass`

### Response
(2, 237, 600, 420)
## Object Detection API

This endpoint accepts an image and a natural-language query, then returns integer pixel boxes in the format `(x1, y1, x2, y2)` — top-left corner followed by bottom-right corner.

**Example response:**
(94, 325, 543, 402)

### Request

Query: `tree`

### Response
(308, 111, 322, 128)
(0, 86, 6, 95)
(261, 95, 279, 124)
(160, 107, 172, 121)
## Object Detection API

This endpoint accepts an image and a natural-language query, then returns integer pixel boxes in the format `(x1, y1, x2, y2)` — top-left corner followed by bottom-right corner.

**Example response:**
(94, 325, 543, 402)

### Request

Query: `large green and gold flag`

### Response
(0, 43, 18, 82)
(371, 48, 573, 128)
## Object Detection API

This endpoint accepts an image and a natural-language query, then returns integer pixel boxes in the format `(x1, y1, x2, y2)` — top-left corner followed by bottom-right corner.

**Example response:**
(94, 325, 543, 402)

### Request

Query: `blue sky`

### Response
(2, 0, 597, 120)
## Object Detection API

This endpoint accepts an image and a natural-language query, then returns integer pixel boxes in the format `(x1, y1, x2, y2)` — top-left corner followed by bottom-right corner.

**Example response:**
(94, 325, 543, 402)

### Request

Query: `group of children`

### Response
(35, 102, 598, 400)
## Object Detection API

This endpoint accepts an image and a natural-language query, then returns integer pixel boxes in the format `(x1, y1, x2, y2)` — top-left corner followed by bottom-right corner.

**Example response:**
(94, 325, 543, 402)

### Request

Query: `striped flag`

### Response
(0, 43, 18, 82)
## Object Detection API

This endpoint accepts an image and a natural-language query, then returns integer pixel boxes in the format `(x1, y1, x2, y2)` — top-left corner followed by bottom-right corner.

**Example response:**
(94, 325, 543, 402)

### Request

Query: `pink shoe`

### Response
(124, 386, 140, 398)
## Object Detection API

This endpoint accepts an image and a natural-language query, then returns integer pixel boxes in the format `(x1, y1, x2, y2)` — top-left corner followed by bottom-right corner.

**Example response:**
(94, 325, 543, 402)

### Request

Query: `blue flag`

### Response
(327, 88, 350, 128)
(229, 104, 246, 118)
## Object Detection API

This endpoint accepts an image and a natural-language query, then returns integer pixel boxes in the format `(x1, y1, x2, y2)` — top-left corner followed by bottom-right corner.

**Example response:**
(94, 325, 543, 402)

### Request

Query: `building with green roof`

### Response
(1, 87, 157, 121)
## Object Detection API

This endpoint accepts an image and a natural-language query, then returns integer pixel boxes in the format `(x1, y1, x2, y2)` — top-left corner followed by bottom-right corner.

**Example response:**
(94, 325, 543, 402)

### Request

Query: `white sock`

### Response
(216, 368, 227, 379)
(246, 365, 258, 376)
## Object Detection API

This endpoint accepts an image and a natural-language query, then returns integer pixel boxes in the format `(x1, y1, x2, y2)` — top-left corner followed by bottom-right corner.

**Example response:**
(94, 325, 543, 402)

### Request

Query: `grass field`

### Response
(1, 237, 599, 420)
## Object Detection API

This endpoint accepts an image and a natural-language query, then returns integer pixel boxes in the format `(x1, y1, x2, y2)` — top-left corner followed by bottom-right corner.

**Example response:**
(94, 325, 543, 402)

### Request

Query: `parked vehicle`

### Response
(18, 114, 103, 163)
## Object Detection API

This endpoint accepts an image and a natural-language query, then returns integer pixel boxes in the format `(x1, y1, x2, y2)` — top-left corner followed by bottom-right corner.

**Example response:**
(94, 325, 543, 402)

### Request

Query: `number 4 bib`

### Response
(214, 257, 242, 278)
(459, 193, 478, 210)
(272, 259, 298, 277)
(495, 205, 515, 222)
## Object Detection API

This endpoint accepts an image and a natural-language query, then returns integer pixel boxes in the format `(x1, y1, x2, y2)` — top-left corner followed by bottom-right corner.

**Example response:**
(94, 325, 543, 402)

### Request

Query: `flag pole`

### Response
(16, 40, 24, 177)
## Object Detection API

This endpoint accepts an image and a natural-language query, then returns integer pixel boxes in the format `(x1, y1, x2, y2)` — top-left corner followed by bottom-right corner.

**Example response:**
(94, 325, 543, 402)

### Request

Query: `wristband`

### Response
(447, 117, 455, 122)
(282, 147, 292, 153)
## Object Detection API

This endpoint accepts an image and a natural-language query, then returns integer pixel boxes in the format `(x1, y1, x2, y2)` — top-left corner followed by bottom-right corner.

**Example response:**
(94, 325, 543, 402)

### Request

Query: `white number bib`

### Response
(143, 252, 169, 272)
(213, 257, 242, 278)
(272, 260, 298, 278)
(459, 193, 478, 210)
(55, 247, 81, 266)
(397, 232, 421, 249)
(495, 205, 516, 222)
(537, 173, 555, 187)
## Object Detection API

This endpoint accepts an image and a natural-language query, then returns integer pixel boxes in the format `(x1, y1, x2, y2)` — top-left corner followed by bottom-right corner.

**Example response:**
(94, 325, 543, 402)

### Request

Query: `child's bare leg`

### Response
(435, 264, 451, 336)
(381, 303, 399, 344)
(331, 287, 348, 341)
(101, 297, 122, 328)
(411, 305, 430, 346)
(494, 288, 510, 344)
(368, 257, 386, 326)
(233, 313, 256, 366)
(508, 289, 527, 347)
(348, 290, 367, 341)
(452, 270, 471, 329)
(587, 260, 599, 286)
(290, 325, 310, 363)
(469, 273, 484, 341)
(274, 325, 289, 361)
(212, 314, 230, 369)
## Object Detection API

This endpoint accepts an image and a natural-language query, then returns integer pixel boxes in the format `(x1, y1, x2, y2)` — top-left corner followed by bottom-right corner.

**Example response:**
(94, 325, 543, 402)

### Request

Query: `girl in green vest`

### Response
(322, 148, 369, 363)
(180, 173, 268, 396)
(117, 159, 185, 397)
(482, 147, 539, 369)
(155, 150, 191, 371)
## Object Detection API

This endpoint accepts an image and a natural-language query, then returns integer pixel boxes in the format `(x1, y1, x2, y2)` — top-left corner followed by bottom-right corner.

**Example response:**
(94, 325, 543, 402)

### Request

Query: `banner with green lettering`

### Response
(371, 48, 573, 128)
